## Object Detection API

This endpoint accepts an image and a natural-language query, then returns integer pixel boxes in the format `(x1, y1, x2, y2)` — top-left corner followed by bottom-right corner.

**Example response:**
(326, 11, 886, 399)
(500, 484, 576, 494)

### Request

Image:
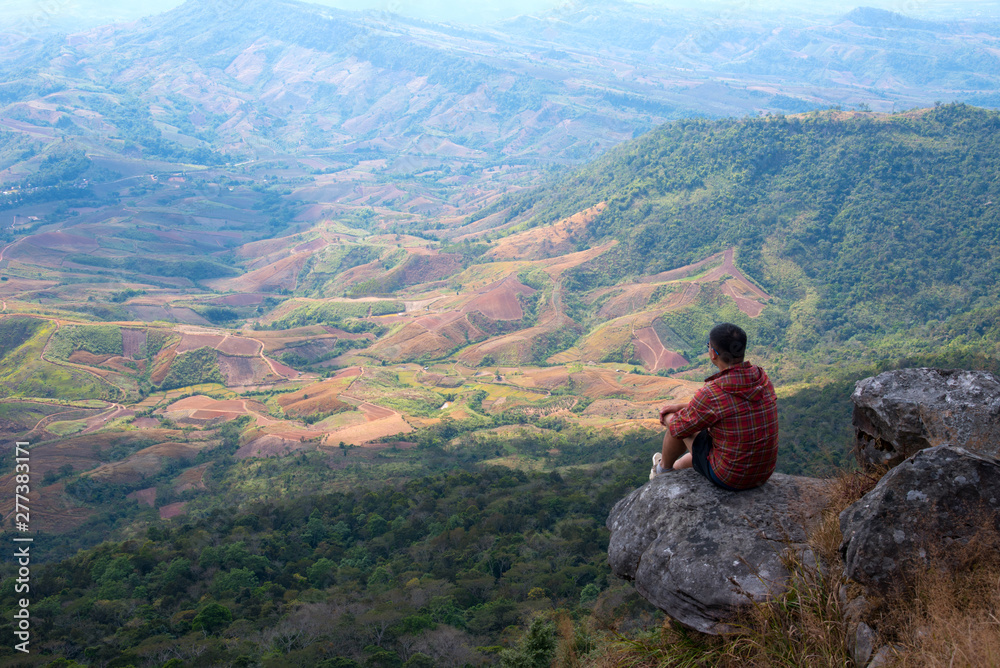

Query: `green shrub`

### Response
(159, 346, 224, 390)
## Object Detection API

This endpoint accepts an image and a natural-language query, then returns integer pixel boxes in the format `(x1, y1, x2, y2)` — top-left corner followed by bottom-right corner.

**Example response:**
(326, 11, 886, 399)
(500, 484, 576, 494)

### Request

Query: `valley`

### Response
(2, 1, 1000, 664)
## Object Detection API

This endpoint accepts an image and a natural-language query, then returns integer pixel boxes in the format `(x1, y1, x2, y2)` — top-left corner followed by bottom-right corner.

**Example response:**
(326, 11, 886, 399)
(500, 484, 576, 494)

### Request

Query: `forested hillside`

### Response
(504, 104, 1000, 356)
(0, 427, 658, 666)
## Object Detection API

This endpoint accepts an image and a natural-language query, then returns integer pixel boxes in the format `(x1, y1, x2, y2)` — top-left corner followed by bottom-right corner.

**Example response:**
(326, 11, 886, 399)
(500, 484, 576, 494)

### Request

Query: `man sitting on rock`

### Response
(652, 323, 778, 490)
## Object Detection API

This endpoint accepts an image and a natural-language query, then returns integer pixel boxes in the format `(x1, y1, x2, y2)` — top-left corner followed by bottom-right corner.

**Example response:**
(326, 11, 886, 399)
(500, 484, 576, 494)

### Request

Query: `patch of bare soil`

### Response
(582, 399, 660, 420)
(0, 481, 93, 534)
(68, 350, 112, 365)
(277, 379, 351, 417)
(176, 332, 225, 353)
(462, 274, 536, 320)
(84, 442, 204, 485)
(159, 502, 187, 519)
(323, 412, 413, 447)
(217, 336, 261, 356)
(174, 463, 210, 492)
(217, 354, 272, 386)
(127, 487, 157, 507)
(632, 327, 688, 372)
(121, 329, 147, 358)
(236, 434, 314, 459)
(149, 343, 178, 385)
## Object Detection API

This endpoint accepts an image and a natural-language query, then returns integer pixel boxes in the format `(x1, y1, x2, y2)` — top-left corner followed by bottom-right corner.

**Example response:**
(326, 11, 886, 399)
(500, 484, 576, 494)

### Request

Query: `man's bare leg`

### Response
(661, 432, 695, 470)
(673, 451, 693, 470)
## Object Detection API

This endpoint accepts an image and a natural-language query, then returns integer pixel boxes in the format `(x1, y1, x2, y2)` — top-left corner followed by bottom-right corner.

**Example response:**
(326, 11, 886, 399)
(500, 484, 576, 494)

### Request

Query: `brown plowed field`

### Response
(644, 248, 768, 317)
(168, 396, 247, 412)
(236, 434, 313, 459)
(26, 231, 99, 253)
(370, 312, 483, 361)
(673, 283, 701, 309)
(463, 274, 536, 320)
(642, 253, 721, 283)
(359, 402, 394, 420)
(163, 396, 265, 424)
(270, 337, 352, 361)
(85, 442, 203, 484)
(331, 259, 395, 291)
(294, 237, 327, 253)
(633, 327, 688, 372)
(582, 399, 661, 420)
(217, 354, 271, 386)
(209, 251, 310, 293)
(211, 293, 267, 306)
(100, 356, 144, 374)
(129, 304, 176, 322)
(267, 357, 299, 378)
(541, 241, 616, 278)
(0, 481, 93, 534)
(323, 413, 412, 446)
(0, 431, 132, 480)
(575, 318, 641, 363)
(249, 325, 354, 346)
(150, 344, 178, 385)
(277, 378, 351, 416)
(121, 329, 147, 358)
(159, 502, 186, 519)
(486, 202, 606, 261)
(456, 328, 538, 365)
(597, 285, 659, 319)
(176, 332, 226, 353)
(722, 280, 767, 317)
(394, 253, 463, 287)
(127, 487, 157, 507)
(234, 235, 295, 260)
(174, 463, 210, 492)
(217, 336, 262, 356)
(68, 351, 112, 366)
(189, 409, 243, 421)
(555, 368, 700, 403)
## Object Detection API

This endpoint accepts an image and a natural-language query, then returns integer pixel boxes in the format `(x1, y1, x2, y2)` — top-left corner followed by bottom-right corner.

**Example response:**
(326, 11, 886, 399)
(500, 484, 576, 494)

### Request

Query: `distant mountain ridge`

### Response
(3, 0, 1000, 176)
(843, 7, 948, 31)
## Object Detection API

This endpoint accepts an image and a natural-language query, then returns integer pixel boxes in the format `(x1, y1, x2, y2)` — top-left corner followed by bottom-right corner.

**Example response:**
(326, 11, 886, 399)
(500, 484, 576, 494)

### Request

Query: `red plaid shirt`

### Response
(668, 361, 778, 489)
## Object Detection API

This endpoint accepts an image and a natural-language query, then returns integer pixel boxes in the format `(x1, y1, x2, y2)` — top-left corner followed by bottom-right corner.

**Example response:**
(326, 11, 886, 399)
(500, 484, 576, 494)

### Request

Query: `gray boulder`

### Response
(852, 368, 1000, 468)
(840, 445, 1000, 592)
(606, 469, 828, 634)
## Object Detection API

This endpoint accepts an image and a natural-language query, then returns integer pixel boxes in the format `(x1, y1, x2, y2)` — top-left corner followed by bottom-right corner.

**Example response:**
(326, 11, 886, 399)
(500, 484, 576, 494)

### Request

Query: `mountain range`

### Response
(2, 1, 1000, 664)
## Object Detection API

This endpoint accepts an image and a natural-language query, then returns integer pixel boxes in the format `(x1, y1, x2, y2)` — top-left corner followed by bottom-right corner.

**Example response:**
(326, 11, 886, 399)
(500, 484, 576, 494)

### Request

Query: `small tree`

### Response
(499, 615, 556, 668)
(192, 602, 232, 635)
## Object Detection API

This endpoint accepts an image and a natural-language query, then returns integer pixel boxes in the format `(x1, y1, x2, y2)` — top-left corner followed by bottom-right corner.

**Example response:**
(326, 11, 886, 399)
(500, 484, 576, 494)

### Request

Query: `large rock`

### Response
(840, 445, 1000, 592)
(606, 469, 828, 634)
(852, 368, 1000, 468)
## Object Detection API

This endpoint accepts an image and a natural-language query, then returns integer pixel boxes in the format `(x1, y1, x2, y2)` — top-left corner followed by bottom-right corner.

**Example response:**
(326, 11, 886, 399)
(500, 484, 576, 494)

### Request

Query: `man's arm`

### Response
(658, 402, 688, 427)
(665, 393, 718, 439)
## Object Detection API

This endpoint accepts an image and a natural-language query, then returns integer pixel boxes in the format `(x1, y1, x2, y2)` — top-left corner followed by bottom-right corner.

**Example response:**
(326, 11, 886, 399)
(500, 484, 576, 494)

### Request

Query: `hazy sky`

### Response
(3, 0, 998, 33)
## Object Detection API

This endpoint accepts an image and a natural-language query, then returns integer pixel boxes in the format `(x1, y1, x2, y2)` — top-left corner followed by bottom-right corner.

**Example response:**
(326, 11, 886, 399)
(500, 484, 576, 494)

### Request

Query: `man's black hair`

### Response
(709, 323, 747, 365)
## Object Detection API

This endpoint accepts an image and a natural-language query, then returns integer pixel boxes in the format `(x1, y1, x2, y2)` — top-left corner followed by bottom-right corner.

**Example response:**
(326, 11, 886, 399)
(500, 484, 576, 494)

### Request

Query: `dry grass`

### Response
(875, 522, 1000, 667)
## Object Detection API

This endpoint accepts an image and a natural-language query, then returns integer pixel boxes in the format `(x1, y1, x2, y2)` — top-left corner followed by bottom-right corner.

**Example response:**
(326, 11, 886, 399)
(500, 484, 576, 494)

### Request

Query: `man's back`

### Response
(669, 361, 778, 489)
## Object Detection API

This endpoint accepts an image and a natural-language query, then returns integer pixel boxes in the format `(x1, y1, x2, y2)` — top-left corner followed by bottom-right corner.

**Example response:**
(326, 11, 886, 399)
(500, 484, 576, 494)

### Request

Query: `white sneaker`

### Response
(650, 452, 663, 480)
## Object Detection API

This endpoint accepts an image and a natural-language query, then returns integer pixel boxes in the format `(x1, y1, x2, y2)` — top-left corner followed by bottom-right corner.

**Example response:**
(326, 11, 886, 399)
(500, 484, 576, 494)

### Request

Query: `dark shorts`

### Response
(690, 430, 740, 491)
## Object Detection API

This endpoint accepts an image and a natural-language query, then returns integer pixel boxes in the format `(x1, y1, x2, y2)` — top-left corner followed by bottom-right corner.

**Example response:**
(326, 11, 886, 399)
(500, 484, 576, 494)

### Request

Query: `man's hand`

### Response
(658, 402, 687, 427)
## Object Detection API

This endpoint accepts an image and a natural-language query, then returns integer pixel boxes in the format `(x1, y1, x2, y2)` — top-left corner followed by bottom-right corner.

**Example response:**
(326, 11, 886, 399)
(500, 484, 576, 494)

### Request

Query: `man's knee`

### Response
(673, 452, 693, 470)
